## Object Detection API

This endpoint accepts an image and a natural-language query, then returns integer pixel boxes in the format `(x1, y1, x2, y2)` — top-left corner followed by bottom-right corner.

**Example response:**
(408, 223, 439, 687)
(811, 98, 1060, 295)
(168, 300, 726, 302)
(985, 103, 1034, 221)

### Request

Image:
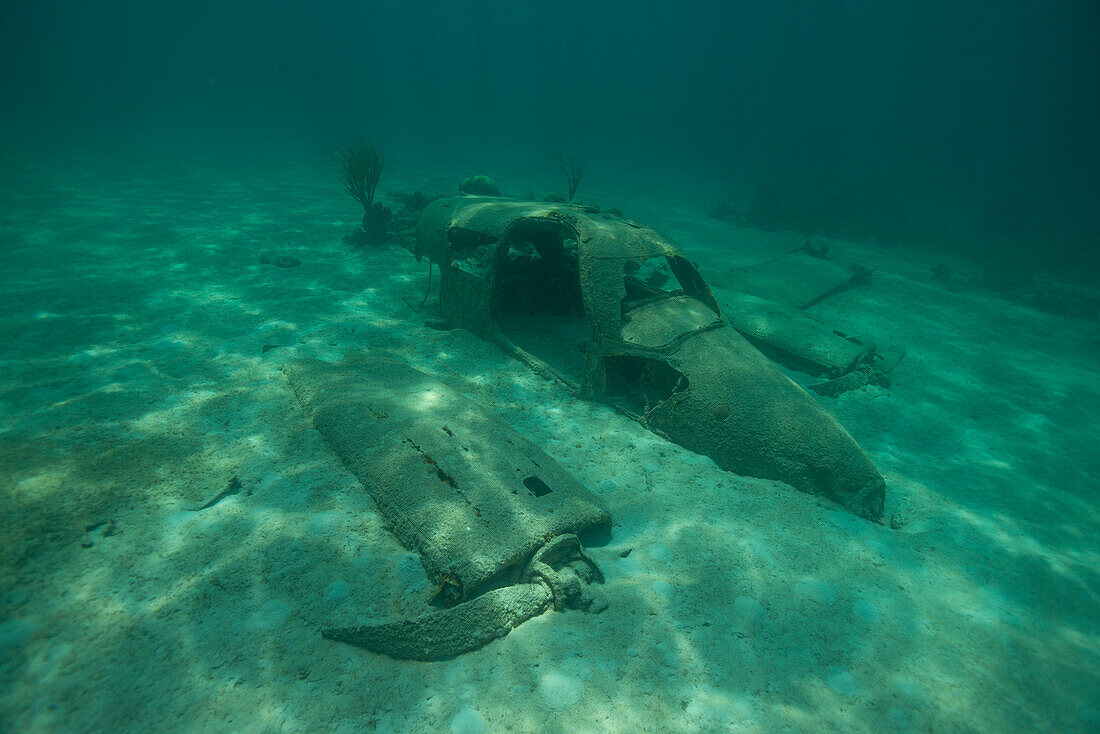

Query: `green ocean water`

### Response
(2, 2, 1098, 732)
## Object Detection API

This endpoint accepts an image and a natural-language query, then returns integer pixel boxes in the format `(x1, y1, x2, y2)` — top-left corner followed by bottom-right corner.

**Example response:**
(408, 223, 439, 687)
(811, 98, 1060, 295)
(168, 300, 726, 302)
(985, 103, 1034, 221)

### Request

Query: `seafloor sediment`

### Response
(1, 153, 1097, 733)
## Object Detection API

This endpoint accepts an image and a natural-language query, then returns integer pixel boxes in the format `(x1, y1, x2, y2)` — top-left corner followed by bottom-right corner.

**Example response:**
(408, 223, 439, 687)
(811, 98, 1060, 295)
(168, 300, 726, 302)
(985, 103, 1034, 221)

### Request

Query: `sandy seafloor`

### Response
(1, 152, 1098, 733)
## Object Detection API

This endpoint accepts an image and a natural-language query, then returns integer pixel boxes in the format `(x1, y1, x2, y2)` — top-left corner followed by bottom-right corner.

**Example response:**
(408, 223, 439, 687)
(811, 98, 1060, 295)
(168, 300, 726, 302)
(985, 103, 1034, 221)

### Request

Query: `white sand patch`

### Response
(538, 669, 585, 710)
(449, 705, 488, 734)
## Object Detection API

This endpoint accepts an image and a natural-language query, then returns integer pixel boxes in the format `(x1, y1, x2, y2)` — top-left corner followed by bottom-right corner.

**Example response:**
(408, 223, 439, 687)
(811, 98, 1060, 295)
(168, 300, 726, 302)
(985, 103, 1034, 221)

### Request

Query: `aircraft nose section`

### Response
(609, 323, 886, 521)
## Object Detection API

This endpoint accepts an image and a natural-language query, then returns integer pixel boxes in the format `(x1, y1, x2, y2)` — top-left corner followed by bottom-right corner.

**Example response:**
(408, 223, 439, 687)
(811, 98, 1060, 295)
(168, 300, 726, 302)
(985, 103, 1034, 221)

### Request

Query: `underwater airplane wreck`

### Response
(284, 193, 900, 660)
(413, 196, 891, 520)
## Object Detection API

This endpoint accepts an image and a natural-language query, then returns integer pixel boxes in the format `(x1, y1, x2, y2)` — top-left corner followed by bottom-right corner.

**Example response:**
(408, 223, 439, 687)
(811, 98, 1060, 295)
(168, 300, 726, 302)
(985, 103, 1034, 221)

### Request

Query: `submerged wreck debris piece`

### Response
(810, 365, 877, 398)
(283, 356, 611, 659)
(726, 249, 868, 310)
(459, 175, 502, 197)
(414, 196, 886, 520)
(718, 248, 902, 391)
(271, 254, 302, 269)
(721, 291, 875, 378)
(80, 519, 119, 548)
(190, 476, 244, 512)
(810, 344, 906, 398)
